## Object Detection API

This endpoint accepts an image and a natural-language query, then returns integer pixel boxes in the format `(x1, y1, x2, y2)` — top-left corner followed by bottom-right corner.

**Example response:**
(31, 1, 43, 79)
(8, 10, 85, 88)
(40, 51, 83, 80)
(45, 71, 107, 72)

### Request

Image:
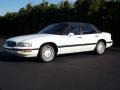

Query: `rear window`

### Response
(81, 24, 97, 34)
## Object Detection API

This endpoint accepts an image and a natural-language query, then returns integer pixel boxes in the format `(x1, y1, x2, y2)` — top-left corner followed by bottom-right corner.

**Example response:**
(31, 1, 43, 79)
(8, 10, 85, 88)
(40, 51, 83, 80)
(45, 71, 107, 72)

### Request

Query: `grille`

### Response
(6, 41, 16, 47)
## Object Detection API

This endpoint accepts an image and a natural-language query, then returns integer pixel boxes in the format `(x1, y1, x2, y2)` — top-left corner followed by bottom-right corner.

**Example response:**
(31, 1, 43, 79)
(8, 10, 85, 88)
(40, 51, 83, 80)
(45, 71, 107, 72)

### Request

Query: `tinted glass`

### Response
(71, 26, 80, 35)
(63, 26, 80, 35)
(91, 24, 101, 33)
(38, 24, 68, 35)
(82, 25, 96, 34)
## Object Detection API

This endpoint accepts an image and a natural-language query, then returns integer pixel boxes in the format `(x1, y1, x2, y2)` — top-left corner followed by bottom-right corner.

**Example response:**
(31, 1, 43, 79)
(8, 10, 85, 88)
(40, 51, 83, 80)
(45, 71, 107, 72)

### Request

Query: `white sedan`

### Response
(3, 22, 113, 62)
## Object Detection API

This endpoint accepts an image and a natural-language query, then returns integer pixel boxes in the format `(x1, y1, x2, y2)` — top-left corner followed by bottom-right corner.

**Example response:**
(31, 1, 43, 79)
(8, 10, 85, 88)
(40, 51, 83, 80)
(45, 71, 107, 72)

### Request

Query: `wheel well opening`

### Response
(98, 39, 106, 47)
(40, 42, 58, 55)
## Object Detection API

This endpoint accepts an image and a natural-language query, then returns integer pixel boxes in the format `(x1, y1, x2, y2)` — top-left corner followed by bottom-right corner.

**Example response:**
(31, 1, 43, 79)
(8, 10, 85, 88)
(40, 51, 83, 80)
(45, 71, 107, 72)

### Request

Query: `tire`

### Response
(95, 41, 106, 55)
(38, 44, 55, 63)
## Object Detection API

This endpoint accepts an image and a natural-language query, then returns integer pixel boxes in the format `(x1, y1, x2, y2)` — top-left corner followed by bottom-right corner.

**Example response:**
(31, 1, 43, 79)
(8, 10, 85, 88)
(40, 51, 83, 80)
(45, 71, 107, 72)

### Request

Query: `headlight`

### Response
(17, 42, 32, 47)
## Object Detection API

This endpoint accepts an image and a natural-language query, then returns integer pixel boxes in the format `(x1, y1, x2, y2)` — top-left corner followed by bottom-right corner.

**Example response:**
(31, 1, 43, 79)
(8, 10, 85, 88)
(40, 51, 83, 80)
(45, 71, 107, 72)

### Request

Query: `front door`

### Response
(59, 25, 84, 54)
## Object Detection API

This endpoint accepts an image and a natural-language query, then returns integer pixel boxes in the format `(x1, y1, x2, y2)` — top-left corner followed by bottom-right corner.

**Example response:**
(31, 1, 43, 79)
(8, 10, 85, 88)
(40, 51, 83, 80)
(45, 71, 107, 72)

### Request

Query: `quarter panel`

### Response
(23, 35, 61, 49)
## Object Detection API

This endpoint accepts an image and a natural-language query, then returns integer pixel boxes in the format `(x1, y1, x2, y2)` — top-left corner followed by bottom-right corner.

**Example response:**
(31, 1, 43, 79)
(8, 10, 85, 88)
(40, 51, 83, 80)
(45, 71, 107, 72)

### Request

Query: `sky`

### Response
(0, 0, 76, 16)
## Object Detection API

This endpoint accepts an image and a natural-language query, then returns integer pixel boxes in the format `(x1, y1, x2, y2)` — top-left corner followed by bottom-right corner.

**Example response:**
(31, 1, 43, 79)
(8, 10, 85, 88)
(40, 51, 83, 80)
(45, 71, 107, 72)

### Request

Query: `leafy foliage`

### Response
(0, 0, 120, 46)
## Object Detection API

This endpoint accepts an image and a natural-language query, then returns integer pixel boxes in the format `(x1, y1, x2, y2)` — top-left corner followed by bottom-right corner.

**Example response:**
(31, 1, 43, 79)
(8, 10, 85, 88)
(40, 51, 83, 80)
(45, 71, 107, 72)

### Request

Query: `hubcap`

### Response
(44, 49, 52, 58)
(42, 45, 55, 61)
(97, 42, 105, 54)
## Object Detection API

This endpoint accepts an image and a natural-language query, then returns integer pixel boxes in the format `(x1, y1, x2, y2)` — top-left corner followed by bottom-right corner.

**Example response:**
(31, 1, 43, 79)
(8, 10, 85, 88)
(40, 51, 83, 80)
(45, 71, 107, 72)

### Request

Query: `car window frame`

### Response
(39, 23, 69, 35)
(81, 24, 97, 35)
(90, 24, 102, 33)
(62, 24, 82, 35)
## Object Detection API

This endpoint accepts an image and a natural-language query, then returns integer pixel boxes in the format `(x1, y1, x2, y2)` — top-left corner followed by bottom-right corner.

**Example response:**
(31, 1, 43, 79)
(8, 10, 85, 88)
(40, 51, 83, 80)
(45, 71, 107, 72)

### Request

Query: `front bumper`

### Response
(106, 41, 113, 48)
(4, 46, 39, 57)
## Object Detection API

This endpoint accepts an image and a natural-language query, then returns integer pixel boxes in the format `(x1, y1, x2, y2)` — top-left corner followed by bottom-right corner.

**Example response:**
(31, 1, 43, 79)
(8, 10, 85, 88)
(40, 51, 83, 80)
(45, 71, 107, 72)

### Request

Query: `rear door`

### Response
(79, 24, 100, 51)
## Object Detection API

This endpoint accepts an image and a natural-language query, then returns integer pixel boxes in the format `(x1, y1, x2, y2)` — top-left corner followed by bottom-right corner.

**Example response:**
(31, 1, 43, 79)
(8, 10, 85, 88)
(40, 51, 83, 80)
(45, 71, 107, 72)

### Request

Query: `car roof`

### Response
(52, 22, 101, 33)
(53, 22, 92, 26)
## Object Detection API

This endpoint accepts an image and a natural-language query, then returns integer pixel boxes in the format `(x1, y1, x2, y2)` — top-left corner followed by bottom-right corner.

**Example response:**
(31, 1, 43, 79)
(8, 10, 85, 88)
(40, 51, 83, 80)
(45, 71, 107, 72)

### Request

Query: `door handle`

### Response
(77, 37, 82, 38)
(95, 35, 98, 37)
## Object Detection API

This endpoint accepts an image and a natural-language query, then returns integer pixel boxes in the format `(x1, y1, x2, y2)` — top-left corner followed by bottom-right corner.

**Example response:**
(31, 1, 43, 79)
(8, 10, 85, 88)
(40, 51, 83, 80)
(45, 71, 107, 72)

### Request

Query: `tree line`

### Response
(0, 0, 120, 46)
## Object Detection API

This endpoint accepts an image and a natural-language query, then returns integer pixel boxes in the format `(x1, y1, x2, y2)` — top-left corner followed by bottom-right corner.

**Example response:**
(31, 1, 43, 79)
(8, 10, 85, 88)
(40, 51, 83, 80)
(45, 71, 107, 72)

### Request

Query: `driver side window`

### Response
(63, 26, 80, 35)
(70, 26, 80, 35)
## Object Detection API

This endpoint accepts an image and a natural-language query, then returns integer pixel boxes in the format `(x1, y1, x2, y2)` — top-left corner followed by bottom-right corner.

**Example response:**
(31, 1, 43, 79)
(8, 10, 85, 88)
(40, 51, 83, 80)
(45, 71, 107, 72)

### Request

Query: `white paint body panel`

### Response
(3, 32, 113, 57)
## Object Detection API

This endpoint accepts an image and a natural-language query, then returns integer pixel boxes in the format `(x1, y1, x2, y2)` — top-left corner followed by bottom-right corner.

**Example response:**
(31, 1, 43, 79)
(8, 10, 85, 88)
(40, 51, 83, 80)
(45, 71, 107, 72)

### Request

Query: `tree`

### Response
(59, 0, 71, 9)
(88, 0, 104, 15)
(4, 12, 18, 20)
(74, 0, 90, 19)
(0, 0, 120, 46)
(19, 3, 33, 15)
(74, 0, 84, 8)
(26, 3, 33, 12)
(49, 4, 58, 9)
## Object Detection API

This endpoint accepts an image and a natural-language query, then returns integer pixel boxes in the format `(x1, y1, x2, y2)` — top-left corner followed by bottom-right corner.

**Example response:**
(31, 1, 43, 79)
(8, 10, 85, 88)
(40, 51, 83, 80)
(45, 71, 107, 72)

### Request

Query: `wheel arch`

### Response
(39, 42, 58, 55)
(94, 39, 106, 55)
(97, 39, 106, 47)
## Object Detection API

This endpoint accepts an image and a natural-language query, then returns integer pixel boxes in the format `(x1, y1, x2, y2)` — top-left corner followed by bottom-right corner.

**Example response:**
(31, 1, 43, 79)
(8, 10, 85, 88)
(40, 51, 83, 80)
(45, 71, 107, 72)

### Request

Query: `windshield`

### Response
(38, 23, 68, 35)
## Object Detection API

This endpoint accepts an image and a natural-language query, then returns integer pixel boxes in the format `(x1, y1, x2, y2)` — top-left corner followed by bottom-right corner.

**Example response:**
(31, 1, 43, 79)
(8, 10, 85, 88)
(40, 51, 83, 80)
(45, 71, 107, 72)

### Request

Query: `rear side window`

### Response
(81, 24, 97, 34)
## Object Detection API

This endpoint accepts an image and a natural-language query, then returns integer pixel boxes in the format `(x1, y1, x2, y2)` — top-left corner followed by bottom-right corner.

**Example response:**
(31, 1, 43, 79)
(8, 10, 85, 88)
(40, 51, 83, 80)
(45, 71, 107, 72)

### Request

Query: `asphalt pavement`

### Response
(0, 38, 120, 90)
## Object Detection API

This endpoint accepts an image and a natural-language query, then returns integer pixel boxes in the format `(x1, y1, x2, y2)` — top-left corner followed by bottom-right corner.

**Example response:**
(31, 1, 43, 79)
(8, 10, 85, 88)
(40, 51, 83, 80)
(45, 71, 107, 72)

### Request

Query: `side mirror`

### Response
(68, 33, 74, 37)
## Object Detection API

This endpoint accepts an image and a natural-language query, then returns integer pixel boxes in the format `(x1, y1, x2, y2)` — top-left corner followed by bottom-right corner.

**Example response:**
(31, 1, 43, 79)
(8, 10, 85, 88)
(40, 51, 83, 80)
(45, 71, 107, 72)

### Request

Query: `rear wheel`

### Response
(95, 41, 106, 55)
(38, 44, 55, 62)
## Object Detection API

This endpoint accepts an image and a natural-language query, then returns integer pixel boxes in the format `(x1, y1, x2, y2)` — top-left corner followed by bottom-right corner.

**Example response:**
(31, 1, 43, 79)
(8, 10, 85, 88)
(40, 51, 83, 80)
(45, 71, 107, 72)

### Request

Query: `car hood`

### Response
(7, 34, 54, 43)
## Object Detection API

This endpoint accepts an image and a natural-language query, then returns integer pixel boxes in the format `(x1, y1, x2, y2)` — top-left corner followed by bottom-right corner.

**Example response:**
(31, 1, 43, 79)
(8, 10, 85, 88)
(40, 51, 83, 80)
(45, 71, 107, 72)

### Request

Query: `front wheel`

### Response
(38, 44, 55, 62)
(95, 41, 106, 55)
